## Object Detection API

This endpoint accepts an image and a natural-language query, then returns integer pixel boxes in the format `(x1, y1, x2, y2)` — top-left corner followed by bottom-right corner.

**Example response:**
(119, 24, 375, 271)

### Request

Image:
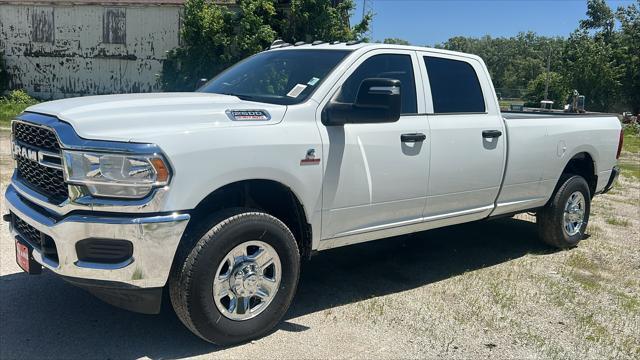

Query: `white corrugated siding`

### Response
(0, 4, 181, 98)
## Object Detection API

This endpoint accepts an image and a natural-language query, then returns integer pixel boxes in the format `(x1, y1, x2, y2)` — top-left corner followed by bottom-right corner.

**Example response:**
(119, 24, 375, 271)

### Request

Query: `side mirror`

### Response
(196, 78, 208, 90)
(322, 78, 401, 126)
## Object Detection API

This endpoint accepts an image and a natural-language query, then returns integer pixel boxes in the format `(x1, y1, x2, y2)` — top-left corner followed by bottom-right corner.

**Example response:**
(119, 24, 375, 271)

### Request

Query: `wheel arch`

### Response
(175, 179, 313, 263)
(556, 151, 598, 197)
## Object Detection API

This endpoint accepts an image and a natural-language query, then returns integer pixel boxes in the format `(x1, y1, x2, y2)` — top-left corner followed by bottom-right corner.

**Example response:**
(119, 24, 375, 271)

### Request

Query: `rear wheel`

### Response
(169, 209, 300, 345)
(537, 175, 591, 249)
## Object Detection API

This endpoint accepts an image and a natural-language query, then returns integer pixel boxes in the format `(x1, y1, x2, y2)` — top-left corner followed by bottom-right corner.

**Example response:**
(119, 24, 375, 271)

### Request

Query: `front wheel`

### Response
(537, 175, 591, 249)
(169, 209, 300, 345)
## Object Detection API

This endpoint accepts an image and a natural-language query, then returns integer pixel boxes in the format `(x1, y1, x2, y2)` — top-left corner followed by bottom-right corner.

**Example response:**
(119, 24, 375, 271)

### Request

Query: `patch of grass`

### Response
(569, 271, 601, 291)
(565, 253, 603, 291)
(577, 313, 609, 343)
(621, 336, 640, 359)
(566, 252, 599, 272)
(605, 216, 630, 227)
(533, 273, 577, 308)
(616, 291, 640, 314)
(367, 298, 385, 317)
(516, 325, 547, 348)
(488, 280, 516, 310)
(586, 224, 603, 237)
(622, 133, 639, 154)
(356, 297, 386, 322)
(0, 102, 31, 127)
(0, 90, 38, 127)
(603, 186, 622, 195)
(619, 160, 640, 179)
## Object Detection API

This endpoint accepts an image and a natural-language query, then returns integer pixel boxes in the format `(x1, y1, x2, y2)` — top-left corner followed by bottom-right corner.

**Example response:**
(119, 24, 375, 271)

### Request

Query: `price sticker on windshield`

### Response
(287, 84, 307, 98)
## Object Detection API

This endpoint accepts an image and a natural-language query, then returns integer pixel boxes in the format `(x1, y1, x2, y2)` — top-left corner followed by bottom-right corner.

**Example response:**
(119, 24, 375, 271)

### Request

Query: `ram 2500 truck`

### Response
(4, 43, 622, 344)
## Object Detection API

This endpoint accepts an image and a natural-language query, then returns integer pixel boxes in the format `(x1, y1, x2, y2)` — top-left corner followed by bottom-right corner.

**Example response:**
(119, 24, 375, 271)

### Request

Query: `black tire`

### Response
(169, 208, 300, 345)
(537, 175, 591, 249)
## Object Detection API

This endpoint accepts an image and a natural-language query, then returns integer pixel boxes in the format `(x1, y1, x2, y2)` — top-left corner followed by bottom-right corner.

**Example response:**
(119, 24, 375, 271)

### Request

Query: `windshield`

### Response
(199, 49, 352, 105)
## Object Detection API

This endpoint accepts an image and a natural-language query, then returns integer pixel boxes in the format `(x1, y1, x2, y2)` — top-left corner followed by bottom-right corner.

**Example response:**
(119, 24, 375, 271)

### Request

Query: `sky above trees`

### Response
(351, 0, 634, 45)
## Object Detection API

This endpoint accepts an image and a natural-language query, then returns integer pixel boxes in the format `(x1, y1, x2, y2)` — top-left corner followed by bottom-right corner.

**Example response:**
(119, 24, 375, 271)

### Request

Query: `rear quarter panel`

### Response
(494, 114, 620, 216)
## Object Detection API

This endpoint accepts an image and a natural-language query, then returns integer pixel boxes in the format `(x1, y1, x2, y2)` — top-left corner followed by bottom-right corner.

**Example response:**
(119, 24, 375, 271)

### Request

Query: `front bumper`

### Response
(5, 184, 190, 289)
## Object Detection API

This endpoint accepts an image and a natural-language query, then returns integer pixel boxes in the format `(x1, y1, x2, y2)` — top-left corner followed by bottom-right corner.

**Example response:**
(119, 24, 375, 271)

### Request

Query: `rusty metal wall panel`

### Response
(31, 7, 54, 43)
(103, 8, 126, 44)
(0, 4, 181, 98)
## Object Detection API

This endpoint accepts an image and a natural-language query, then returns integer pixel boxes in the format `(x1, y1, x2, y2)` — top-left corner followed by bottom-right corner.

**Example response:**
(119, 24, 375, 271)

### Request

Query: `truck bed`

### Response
(492, 110, 620, 217)
(502, 111, 616, 120)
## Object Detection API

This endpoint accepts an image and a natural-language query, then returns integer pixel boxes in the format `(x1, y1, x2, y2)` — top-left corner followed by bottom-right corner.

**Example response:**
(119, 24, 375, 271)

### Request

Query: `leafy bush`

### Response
(5, 89, 37, 105)
(623, 122, 639, 136)
(0, 90, 38, 127)
(161, 0, 370, 91)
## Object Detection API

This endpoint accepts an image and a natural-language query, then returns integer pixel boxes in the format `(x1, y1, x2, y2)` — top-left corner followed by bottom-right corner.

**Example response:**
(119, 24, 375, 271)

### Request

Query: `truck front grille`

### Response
(12, 213, 59, 263)
(12, 121, 68, 203)
(16, 157, 68, 202)
(12, 121, 60, 152)
(14, 215, 42, 246)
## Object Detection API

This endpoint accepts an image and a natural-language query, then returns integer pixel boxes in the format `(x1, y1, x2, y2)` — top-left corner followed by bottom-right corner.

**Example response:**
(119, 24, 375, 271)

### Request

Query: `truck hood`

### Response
(26, 93, 287, 142)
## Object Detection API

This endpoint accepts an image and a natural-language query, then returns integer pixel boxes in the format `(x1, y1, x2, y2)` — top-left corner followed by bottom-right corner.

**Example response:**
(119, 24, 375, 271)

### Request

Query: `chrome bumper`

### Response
(5, 184, 190, 288)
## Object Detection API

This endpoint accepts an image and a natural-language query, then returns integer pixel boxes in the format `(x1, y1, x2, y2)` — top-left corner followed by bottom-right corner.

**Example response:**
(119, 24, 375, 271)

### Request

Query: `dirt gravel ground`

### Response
(1, 129, 639, 359)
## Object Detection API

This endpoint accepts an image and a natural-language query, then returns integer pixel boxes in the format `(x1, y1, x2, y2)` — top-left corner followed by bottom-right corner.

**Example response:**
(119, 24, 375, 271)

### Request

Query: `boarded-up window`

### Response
(32, 7, 54, 43)
(178, 11, 182, 46)
(103, 8, 126, 44)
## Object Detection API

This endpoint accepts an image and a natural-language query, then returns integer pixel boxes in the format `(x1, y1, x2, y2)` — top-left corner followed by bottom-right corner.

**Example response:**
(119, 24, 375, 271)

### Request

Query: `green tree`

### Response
(285, 0, 370, 43)
(161, 0, 370, 91)
(382, 38, 410, 45)
(580, 0, 615, 40)
(563, 30, 623, 112)
(437, 33, 565, 98)
(161, 0, 277, 91)
(435, 0, 639, 113)
(524, 72, 570, 109)
(616, 0, 640, 113)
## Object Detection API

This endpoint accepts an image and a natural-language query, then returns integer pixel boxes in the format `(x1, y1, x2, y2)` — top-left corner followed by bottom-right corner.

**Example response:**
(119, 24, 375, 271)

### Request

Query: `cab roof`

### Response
(266, 41, 483, 62)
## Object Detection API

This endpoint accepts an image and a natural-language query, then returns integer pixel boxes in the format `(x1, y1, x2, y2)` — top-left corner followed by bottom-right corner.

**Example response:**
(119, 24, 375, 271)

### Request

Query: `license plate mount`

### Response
(15, 239, 42, 275)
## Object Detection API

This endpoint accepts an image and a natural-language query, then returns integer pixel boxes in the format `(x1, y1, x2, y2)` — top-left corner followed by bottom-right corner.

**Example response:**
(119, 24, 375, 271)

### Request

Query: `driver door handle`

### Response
(482, 130, 503, 138)
(401, 133, 427, 143)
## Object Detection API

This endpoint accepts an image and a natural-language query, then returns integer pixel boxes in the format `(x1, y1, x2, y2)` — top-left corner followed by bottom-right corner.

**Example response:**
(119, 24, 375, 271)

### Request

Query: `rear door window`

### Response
(424, 56, 485, 113)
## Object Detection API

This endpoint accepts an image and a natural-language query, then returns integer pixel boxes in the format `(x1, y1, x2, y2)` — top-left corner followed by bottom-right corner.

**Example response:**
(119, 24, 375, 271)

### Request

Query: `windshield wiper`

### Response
(216, 92, 261, 102)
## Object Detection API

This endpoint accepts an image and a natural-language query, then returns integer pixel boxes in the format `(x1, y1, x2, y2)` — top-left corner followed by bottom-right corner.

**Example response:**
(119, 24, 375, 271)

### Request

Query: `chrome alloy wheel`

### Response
(563, 191, 586, 236)
(212, 240, 281, 321)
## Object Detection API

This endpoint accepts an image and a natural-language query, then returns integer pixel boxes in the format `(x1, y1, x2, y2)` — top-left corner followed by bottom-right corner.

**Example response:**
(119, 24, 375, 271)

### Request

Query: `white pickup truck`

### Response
(5, 43, 623, 344)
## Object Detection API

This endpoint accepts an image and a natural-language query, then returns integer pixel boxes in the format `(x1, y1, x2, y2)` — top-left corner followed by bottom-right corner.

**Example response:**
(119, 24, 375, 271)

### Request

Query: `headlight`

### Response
(62, 150, 171, 199)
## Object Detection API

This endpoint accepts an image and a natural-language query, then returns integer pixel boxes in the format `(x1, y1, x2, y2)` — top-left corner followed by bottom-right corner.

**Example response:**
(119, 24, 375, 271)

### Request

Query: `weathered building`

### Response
(0, 0, 235, 99)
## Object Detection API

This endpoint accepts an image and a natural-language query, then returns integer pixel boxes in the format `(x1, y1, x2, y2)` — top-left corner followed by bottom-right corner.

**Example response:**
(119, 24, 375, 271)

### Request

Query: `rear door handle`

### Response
(482, 130, 502, 138)
(401, 133, 427, 142)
